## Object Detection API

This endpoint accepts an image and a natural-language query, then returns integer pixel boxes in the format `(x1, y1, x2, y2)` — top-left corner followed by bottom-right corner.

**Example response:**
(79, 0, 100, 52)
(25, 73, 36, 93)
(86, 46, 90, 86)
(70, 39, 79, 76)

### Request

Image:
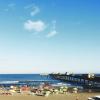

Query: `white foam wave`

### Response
(0, 81, 19, 84)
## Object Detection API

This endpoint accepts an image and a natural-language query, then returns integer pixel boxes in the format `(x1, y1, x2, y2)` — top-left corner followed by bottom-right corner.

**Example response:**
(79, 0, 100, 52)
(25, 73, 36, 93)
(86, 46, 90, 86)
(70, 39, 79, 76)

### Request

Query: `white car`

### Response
(88, 96, 100, 100)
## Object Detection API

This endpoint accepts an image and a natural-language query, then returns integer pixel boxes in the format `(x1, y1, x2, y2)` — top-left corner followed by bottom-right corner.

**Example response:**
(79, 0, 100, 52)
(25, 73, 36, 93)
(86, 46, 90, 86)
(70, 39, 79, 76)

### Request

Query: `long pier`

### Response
(50, 73, 100, 90)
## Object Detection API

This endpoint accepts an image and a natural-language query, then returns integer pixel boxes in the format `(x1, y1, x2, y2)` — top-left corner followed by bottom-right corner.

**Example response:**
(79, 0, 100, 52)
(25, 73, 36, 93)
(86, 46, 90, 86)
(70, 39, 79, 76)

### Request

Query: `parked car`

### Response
(88, 96, 100, 100)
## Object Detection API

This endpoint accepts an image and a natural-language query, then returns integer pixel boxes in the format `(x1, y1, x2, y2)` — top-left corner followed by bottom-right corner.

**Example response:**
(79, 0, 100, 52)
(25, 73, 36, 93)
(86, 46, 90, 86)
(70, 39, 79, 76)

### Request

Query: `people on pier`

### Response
(88, 73, 95, 79)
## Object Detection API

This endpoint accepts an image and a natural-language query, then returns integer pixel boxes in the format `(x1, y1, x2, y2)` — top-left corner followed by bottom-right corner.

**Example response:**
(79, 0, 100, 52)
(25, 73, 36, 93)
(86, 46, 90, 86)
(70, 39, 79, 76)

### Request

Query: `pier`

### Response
(50, 73, 100, 90)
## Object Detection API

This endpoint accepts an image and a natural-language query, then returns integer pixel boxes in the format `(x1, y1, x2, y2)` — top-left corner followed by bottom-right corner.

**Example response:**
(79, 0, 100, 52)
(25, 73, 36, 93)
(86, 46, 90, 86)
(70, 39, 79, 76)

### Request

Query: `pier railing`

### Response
(50, 73, 100, 89)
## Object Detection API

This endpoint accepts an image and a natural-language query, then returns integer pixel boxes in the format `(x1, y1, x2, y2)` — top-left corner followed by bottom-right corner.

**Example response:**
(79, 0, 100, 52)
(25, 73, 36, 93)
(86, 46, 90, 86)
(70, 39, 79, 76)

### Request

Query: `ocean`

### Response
(0, 74, 61, 86)
(0, 74, 99, 88)
(0, 74, 51, 81)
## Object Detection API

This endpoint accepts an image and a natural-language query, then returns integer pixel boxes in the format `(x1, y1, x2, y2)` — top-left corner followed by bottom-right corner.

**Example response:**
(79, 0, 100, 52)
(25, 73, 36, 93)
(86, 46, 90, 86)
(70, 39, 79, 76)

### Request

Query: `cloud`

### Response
(52, 20, 56, 29)
(8, 3, 15, 8)
(4, 3, 15, 12)
(24, 4, 40, 16)
(46, 30, 57, 38)
(46, 20, 58, 38)
(30, 6, 40, 16)
(24, 4, 34, 9)
(24, 20, 46, 32)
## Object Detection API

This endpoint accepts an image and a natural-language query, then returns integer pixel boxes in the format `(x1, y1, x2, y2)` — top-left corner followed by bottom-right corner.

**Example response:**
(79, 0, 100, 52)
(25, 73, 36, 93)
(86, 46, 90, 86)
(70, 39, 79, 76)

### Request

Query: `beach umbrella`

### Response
(10, 86, 14, 89)
(60, 86, 63, 89)
(73, 87, 78, 93)
(44, 91, 50, 97)
(54, 89, 59, 94)
(9, 89, 16, 93)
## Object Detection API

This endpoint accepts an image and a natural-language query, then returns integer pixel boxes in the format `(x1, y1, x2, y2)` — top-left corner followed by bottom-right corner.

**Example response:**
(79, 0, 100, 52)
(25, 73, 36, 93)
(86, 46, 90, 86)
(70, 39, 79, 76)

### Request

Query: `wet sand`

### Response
(0, 93, 100, 100)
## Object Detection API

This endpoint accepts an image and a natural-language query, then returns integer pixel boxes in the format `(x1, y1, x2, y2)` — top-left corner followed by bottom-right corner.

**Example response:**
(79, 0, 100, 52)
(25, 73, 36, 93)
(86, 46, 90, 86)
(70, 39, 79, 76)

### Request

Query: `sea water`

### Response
(0, 74, 62, 86)
(0, 74, 99, 88)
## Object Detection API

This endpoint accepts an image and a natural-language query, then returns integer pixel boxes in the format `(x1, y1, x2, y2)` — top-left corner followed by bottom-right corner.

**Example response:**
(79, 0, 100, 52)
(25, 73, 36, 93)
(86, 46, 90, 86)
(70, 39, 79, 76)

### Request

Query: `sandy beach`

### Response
(0, 93, 100, 100)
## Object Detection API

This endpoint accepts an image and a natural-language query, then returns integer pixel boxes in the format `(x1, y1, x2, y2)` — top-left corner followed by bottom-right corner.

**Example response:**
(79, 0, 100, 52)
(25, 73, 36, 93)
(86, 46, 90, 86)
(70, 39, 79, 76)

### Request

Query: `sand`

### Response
(0, 93, 100, 100)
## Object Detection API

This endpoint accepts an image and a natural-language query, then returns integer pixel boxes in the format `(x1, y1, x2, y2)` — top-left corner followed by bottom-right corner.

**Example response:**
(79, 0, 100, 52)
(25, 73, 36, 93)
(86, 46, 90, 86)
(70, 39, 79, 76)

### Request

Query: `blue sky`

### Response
(0, 0, 100, 73)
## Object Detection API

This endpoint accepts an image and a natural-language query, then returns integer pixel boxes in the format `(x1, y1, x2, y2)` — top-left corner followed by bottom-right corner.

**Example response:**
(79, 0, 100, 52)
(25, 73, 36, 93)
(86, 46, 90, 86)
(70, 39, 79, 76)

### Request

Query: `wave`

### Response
(0, 81, 19, 84)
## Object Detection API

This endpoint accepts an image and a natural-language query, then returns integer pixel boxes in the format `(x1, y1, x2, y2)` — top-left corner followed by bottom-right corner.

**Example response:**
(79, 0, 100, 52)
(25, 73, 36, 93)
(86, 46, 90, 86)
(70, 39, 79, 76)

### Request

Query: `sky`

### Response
(0, 0, 100, 74)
